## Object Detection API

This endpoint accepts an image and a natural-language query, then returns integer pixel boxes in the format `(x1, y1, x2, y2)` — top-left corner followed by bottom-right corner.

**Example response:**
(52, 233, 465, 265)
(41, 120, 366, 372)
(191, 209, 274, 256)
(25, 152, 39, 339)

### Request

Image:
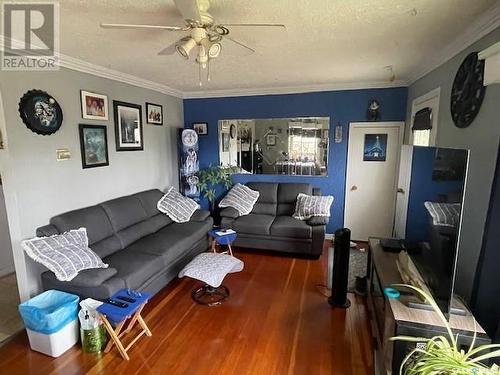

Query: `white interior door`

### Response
(393, 145, 414, 239)
(344, 122, 404, 241)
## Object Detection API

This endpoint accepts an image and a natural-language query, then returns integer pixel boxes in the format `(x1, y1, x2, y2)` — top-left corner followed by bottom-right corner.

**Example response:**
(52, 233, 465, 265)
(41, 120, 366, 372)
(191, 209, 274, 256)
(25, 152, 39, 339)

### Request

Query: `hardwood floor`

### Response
(0, 244, 374, 374)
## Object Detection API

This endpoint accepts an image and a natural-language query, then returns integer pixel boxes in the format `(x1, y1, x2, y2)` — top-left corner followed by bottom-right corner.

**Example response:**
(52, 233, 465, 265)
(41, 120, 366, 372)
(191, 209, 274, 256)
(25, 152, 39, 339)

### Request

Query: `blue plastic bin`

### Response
(19, 290, 79, 334)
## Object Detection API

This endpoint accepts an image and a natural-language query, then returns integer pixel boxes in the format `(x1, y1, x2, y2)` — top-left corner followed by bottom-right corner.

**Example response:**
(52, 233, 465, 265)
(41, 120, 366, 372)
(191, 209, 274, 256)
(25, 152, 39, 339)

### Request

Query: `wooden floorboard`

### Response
(0, 243, 374, 374)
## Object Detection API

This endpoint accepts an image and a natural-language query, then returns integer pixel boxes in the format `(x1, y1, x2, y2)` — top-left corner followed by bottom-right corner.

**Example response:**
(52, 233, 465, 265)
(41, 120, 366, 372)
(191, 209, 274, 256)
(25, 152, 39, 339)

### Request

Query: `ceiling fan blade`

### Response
(225, 36, 255, 54)
(100, 23, 185, 31)
(157, 42, 178, 56)
(173, 0, 202, 22)
(220, 23, 286, 29)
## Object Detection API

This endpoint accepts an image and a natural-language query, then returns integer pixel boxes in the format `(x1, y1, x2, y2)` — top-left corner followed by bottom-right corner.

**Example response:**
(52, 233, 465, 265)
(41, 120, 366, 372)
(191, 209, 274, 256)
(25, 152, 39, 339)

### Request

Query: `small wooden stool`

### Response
(208, 229, 237, 256)
(97, 289, 152, 360)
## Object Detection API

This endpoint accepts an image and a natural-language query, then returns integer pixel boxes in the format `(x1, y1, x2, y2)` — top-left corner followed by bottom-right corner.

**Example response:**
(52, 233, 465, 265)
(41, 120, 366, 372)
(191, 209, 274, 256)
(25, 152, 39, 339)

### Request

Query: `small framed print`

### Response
(79, 124, 109, 169)
(113, 101, 144, 151)
(266, 134, 276, 146)
(80, 90, 109, 121)
(146, 102, 163, 125)
(193, 122, 208, 135)
(363, 133, 387, 162)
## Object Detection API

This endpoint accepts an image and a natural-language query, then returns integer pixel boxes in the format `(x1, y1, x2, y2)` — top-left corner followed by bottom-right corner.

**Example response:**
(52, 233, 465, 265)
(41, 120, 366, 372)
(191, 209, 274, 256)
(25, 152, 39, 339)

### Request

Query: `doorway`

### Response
(344, 122, 404, 241)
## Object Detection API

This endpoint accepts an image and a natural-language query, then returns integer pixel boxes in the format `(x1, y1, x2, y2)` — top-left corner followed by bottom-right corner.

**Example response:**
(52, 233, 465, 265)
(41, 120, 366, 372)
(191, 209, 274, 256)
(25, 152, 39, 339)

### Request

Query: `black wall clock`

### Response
(19, 89, 63, 135)
(450, 52, 486, 128)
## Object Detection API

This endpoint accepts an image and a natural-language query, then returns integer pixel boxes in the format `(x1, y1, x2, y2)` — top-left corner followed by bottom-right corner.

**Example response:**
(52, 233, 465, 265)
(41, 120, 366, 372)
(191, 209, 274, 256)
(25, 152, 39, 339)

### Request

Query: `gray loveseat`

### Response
(220, 183, 327, 259)
(36, 189, 213, 300)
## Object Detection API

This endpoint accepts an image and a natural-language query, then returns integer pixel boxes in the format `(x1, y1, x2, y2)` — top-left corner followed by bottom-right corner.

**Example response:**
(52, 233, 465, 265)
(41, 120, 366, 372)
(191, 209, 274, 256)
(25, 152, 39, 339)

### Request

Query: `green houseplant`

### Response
(197, 165, 239, 212)
(390, 284, 500, 374)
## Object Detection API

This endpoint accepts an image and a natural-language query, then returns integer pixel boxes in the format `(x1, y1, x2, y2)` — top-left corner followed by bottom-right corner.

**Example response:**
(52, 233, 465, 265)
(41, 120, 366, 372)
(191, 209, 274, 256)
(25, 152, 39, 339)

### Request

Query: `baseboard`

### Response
(0, 265, 15, 279)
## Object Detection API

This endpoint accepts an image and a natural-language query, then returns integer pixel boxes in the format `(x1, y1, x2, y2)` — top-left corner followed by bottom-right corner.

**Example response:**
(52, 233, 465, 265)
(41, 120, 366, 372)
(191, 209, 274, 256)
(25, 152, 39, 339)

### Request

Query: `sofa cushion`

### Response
(246, 182, 278, 215)
(307, 216, 329, 226)
(277, 183, 313, 216)
(113, 213, 171, 249)
(101, 196, 148, 232)
(104, 250, 164, 289)
(191, 209, 211, 222)
(271, 216, 312, 239)
(127, 220, 212, 259)
(232, 214, 275, 235)
(90, 235, 122, 258)
(66, 268, 118, 287)
(50, 205, 113, 245)
(133, 189, 164, 218)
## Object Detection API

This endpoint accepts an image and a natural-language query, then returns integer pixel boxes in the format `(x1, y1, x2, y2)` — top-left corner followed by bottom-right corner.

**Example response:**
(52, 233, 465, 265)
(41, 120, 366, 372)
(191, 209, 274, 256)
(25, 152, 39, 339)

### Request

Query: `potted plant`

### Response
(390, 284, 500, 374)
(197, 165, 239, 213)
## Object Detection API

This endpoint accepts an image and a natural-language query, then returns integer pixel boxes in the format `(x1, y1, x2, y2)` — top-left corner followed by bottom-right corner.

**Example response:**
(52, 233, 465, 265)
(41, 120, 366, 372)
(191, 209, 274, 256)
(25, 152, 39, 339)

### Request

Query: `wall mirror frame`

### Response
(218, 117, 330, 176)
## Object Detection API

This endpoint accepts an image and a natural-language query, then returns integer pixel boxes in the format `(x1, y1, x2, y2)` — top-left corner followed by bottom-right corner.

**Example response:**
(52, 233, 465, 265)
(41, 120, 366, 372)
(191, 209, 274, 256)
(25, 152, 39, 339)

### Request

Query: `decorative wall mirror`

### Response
(218, 117, 329, 176)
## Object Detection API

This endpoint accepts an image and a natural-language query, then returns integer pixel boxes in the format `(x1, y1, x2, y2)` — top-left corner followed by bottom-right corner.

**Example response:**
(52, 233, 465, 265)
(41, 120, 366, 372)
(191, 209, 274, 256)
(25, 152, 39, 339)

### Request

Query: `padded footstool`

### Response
(179, 253, 244, 306)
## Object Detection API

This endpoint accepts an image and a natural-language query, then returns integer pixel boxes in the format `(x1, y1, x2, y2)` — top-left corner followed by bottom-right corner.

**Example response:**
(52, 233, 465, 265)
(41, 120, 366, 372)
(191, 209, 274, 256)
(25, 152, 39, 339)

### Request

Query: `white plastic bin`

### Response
(26, 318, 79, 357)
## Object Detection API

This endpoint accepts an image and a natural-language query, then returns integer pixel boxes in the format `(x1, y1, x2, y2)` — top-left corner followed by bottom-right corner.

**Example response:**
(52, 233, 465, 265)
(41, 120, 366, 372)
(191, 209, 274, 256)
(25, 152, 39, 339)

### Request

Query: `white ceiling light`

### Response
(200, 38, 222, 59)
(176, 37, 197, 59)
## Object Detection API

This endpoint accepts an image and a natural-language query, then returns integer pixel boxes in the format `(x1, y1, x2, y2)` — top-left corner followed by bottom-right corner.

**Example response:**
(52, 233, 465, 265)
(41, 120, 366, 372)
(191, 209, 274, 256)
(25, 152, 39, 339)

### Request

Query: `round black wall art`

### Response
(450, 52, 486, 128)
(19, 89, 63, 135)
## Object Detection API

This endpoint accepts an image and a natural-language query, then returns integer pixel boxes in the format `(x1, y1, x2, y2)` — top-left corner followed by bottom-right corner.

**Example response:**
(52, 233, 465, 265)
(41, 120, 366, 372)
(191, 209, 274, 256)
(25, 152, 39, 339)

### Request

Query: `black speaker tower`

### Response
(329, 228, 351, 308)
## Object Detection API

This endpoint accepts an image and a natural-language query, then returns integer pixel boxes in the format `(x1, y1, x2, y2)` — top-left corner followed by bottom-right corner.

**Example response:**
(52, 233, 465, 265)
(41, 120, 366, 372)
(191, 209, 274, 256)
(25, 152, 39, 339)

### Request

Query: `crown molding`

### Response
(407, 2, 500, 85)
(182, 79, 409, 99)
(0, 36, 183, 98)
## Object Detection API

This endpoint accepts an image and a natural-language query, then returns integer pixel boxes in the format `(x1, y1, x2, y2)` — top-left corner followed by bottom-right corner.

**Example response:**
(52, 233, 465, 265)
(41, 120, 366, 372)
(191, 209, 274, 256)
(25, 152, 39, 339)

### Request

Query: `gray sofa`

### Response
(36, 189, 213, 300)
(220, 182, 327, 259)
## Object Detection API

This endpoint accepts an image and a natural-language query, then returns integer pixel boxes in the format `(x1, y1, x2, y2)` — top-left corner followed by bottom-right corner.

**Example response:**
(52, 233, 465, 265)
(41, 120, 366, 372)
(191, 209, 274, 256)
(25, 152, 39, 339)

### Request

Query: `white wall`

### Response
(0, 186, 14, 277)
(0, 67, 183, 300)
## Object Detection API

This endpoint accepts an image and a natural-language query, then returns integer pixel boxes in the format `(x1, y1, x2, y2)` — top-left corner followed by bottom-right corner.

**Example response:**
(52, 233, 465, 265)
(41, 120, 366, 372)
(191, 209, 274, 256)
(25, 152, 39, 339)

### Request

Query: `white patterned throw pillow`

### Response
(157, 186, 199, 223)
(293, 193, 334, 221)
(21, 228, 108, 282)
(219, 183, 260, 216)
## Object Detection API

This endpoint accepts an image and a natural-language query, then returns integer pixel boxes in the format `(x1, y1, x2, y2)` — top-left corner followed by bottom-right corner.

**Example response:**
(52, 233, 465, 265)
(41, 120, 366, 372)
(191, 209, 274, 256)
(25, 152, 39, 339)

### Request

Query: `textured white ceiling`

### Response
(59, 0, 498, 94)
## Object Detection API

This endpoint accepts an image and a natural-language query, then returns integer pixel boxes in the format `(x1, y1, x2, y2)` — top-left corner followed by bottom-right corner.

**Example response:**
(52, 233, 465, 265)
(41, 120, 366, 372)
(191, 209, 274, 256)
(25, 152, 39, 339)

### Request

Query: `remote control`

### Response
(116, 295, 136, 303)
(103, 298, 128, 308)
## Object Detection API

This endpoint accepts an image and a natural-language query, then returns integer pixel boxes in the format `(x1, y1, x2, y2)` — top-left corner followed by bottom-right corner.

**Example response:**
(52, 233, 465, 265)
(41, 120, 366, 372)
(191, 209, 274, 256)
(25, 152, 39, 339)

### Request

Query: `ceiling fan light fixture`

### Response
(175, 37, 196, 59)
(200, 38, 221, 59)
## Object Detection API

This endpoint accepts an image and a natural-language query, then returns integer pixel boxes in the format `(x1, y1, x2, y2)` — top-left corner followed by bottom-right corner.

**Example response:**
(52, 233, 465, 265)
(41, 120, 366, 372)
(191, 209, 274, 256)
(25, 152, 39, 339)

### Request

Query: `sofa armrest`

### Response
(36, 224, 59, 237)
(191, 209, 211, 222)
(220, 207, 239, 219)
(307, 216, 329, 226)
(312, 187, 321, 196)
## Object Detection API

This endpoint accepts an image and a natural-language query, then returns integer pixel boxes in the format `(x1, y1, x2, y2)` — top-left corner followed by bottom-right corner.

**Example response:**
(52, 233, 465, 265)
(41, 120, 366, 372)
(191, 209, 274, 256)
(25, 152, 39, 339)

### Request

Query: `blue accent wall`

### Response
(183, 87, 408, 233)
(406, 147, 465, 241)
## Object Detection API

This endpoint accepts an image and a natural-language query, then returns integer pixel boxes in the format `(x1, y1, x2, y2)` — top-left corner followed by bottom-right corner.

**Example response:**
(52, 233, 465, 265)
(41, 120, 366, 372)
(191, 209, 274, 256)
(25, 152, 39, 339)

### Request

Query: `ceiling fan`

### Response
(101, 0, 286, 85)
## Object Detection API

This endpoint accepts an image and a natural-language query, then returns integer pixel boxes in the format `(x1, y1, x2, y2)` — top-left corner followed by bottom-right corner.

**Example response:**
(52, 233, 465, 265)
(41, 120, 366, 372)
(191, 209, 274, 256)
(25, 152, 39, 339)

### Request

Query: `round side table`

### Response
(208, 229, 237, 256)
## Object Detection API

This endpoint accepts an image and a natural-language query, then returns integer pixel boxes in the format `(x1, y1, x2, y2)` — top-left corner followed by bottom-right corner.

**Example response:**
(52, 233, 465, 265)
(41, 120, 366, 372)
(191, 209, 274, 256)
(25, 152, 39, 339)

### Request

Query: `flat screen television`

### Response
(403, 146, 469, 318)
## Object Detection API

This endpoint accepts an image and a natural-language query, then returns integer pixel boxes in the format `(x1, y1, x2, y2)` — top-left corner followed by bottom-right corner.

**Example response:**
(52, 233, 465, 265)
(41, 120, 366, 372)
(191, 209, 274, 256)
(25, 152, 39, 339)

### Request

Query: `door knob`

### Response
(397, 188, 405, 194)
(350, 185, 358, 191)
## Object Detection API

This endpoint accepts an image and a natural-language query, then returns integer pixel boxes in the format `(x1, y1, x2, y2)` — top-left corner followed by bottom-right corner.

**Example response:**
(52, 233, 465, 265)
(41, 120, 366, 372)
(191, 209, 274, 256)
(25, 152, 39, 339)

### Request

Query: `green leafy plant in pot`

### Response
(197, 165, 239, 213)
(390, 284, 500, 374)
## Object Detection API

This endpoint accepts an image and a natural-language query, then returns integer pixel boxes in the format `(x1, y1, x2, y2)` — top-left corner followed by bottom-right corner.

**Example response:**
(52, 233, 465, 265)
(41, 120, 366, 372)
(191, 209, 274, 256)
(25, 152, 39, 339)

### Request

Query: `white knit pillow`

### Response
(219, 183, 260, 216)
(293, 193, 333, 221)
(157, 187, 199, 223)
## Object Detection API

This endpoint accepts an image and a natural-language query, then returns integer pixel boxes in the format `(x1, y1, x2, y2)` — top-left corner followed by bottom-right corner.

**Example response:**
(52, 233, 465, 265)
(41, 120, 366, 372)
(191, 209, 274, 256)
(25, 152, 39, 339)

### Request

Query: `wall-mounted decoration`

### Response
(80, 90, 108, 121)
(363, 134, 387, 161)
(56, 148, 71, 161)
(178, 129, 200, 199)
(366, 99, 381, 121)
(229, 124, 236, 139)
(146, 102, 163, 125)
(19, 89, 63, 135)
(222, 133, 230, 152)
(266, 134, 276, 146)
(451, 52, 486, 128)
(192, 122, 208, 135)
(113, 101, 143, 151)
(79, 124, 109, 169)
(334, 122, 342, 143)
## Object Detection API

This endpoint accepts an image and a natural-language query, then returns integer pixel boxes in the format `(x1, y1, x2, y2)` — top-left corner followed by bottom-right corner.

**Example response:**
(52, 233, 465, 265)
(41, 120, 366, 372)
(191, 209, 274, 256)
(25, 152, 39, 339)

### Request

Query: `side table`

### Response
(97, 289, 152, 360)
(208, 228, 237, 256)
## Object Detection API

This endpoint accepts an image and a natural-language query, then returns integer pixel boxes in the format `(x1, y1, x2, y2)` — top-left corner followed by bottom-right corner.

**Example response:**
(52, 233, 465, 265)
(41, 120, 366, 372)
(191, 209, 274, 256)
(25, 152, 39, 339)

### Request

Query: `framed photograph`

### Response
(363, 133, 387, 162)
(146, 102, 163, 125)
(266, 134, 276, 146)
(80, 90, 108, 121)
(192, 122, 208, 135)
(79, 124, 109, 169)
(113, 101, 144, 151)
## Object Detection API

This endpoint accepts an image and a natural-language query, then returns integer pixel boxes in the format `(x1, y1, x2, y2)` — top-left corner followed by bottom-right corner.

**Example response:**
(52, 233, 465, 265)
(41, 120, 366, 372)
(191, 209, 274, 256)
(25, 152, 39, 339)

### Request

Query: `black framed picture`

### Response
(113, 101, 144, 151)
(193, 122, 208, 135)
(18, 89, 63, 135)
(79, 124, 109, 169)
(146, 102, 163, 125)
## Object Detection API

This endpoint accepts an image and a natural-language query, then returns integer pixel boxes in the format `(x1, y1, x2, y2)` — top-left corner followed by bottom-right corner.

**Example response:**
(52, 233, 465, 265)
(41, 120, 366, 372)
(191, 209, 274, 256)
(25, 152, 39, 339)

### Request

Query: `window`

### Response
(410, 88, 440, 147)
(412, 129, 431, 146)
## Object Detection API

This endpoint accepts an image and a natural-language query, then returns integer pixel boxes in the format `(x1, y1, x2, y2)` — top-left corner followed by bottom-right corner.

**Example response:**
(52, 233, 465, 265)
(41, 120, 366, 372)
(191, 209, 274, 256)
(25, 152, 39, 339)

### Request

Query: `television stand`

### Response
(367, 238, 490, 374)
(406, 298, 467, 316)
